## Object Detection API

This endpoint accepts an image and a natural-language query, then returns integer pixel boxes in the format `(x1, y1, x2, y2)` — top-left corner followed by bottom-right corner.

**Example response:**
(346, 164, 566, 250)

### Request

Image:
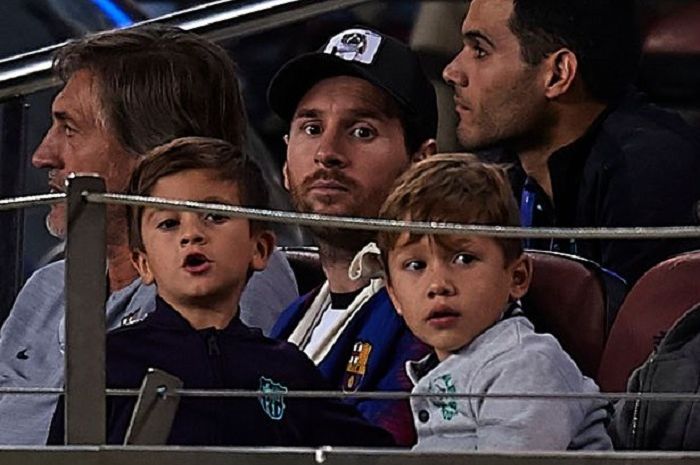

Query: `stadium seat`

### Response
(522, 250, 627, 379)
(280, 246, 324, 296)
(597, 250, 700, 392)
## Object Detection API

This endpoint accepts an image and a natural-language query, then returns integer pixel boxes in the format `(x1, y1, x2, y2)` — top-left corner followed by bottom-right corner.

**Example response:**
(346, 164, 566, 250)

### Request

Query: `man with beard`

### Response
(443, 0, 700, 284)
(0, 24, 298, 445)
(267, 28, 437, 446)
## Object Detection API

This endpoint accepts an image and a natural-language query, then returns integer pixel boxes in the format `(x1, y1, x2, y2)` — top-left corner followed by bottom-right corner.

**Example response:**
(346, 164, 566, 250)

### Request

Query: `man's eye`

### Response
(474, 47, 487, 59)
(454, 253, 475, 265)
(63, 125, 76, 137)
(156, 218, 178, 230)
(204, 213, 228, 224)
(351, 126, 375, 139)
(302, 123, 322, 136)
(403, 260, 426, 271)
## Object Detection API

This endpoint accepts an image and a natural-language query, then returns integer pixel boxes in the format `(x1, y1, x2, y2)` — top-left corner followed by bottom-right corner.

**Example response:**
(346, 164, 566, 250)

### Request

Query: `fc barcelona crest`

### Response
(342, 341, 373, 392)
(259, 376, 288, 420)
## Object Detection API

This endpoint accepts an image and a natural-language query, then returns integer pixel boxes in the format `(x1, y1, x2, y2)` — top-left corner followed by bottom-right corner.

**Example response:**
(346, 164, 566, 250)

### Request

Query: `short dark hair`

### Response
(127, 137, 269, 251)
(509, 0, 641, 103)
(54, 24, 247, 154)
(378, 153, 522, 269)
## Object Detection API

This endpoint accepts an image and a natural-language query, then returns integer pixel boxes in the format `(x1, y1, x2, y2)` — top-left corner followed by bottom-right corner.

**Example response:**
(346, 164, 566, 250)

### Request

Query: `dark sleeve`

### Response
(595, 135, 700, 283)
(45, 394, 134, 445)
(311, 396, 396, 447)
(295, 354, 395, 447)
(46, 396, 64, 445)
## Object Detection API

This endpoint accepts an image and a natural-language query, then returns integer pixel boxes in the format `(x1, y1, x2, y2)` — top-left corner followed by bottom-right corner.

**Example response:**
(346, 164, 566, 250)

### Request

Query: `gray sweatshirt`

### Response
(407, 315, 613, 452)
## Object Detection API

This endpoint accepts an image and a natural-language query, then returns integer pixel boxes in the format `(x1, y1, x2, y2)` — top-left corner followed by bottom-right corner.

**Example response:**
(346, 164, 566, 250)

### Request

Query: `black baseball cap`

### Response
(268, 27, 438, 145)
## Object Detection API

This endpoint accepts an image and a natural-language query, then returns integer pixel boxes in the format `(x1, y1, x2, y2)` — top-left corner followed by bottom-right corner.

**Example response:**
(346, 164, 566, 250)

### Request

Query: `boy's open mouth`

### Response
(182, 253, 211, 272)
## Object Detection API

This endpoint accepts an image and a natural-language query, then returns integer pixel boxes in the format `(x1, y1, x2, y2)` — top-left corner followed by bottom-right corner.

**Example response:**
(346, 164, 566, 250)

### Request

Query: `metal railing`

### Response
(1, 175, 700, 463)
(0, 0, 373, 101)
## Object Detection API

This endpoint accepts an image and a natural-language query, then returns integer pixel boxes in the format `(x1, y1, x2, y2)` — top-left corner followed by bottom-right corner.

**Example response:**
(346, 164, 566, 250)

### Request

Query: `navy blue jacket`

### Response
(271, 286, 430, 446)
(48, 296, 394, 447)
(515, 93, 700, 284)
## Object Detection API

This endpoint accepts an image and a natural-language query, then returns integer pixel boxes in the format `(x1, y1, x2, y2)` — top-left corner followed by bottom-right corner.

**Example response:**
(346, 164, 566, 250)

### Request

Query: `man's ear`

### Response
(131, 250, 155, 285)
(410, 138, 438, 163)
(385, 282, 404, 316)
(282, 161, 291, 191)
(543, 49, 578, 99)
(509, 253, 533, 300)
(250, 230, 275, 272)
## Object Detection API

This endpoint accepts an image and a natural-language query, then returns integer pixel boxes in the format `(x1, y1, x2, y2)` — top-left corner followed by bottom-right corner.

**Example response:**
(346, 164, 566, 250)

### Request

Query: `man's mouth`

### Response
(182, 253, 211, 273)
(308, 179, 349, 192)
(453, 96, 471, 111)
(48, 180, 64, 194)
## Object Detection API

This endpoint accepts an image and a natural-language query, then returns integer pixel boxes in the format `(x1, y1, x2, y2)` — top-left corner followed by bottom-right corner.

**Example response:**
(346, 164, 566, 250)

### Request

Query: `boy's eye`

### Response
(204, 213, 228, 224)
(453, 253, 476, 265)
(351, 126, 375, 140)
(403, 259, 426, 272)
(156, 218, 179, 230)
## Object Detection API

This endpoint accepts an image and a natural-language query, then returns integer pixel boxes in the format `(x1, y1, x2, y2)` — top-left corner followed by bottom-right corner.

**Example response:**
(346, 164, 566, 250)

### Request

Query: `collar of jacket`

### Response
(144, 295, 259, 340)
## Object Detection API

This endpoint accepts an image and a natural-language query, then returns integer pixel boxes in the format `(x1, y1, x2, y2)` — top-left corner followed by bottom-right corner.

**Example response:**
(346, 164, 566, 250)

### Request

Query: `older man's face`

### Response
(31, 69, 137, 239)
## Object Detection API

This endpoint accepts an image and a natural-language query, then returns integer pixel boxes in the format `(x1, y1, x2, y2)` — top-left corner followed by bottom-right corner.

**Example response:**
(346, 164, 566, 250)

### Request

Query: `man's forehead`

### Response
(463, 0, 515, 39)
(52, 69, 102, 122)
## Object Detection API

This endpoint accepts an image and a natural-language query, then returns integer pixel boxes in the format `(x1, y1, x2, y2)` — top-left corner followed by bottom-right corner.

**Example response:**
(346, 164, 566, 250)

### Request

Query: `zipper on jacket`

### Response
(631, 351, 656, 447)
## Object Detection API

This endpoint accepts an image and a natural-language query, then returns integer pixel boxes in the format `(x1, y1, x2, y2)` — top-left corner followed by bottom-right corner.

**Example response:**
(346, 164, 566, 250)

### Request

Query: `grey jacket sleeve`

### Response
(239, 248, 298, 336)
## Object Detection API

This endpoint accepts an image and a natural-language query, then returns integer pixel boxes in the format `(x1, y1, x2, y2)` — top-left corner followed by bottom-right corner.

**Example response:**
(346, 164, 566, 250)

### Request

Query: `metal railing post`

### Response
(64, 174, 106, 445)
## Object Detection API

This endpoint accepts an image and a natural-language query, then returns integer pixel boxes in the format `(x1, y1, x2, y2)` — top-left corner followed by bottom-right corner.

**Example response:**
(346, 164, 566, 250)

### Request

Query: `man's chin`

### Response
(311, 225, 375, 255)
(46, 210, 66, 239)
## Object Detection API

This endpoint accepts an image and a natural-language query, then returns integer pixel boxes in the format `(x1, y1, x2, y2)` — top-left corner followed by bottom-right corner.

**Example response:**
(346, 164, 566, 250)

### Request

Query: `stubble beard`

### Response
(287, 181, 377, 256)
(456, 97, 552, 161)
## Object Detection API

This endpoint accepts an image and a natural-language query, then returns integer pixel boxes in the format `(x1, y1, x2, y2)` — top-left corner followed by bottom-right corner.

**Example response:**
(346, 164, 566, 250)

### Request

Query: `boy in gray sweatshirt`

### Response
(376, 154, 612, 452)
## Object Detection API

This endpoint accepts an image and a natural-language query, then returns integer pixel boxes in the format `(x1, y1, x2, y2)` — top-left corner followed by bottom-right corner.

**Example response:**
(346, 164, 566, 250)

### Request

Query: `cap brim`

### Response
(268, 52, 400, 122)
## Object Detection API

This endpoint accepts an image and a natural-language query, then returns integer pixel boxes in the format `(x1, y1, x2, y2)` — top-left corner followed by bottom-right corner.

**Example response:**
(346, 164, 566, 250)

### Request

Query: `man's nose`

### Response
(443, 50, 468, 88)
(314, 129, 348, 168)
(31, 129, 61, 169)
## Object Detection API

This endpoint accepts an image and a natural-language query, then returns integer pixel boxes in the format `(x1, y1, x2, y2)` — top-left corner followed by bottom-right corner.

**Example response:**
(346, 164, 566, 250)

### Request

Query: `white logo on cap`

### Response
(323, 28, 382, 65)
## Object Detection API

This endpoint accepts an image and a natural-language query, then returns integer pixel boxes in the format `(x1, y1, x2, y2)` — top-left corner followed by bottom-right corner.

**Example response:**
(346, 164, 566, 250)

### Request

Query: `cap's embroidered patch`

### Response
(259, 376, 288, 420)
(324, 28, 382, 64)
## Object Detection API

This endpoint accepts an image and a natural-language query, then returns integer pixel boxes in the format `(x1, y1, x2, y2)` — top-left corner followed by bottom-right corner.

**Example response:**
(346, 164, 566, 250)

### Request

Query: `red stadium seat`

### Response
(280, 246, 325, 296)
(597, 250, 700, 392)
(522, 250, 626, 379)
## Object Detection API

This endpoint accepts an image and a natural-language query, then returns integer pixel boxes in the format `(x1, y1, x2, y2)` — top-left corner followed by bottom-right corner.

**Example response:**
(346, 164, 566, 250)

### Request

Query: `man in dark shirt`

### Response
(443, 0, 700, 284)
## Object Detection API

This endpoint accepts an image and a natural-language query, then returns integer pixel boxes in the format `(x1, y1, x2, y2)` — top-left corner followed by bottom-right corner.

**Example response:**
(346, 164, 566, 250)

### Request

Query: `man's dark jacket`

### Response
(515, 93, 700, 284)
(611, 303, 700, 450)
